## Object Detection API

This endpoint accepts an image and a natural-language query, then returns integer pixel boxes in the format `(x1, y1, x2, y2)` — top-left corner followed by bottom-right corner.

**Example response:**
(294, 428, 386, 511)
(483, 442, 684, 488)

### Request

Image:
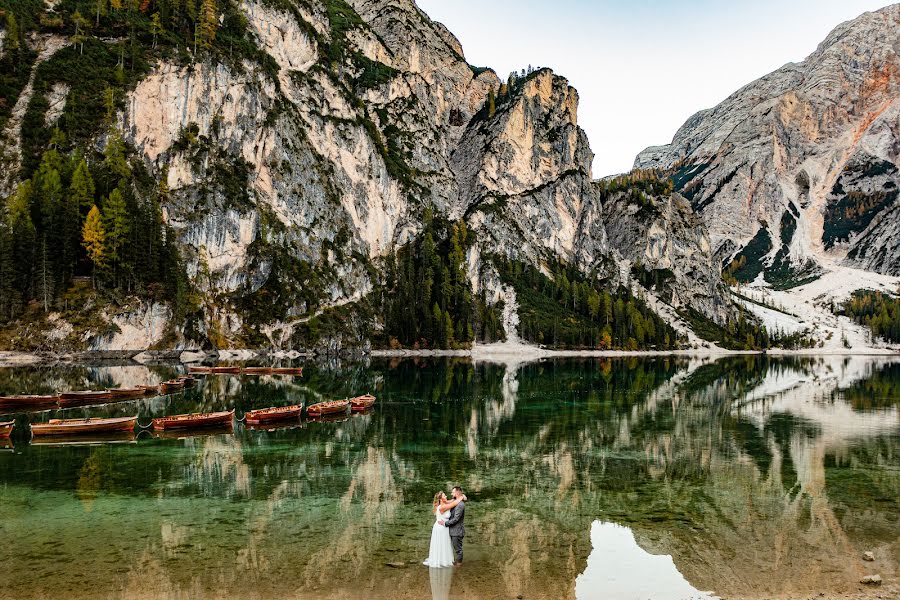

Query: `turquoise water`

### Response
(0, 356, 897, 599)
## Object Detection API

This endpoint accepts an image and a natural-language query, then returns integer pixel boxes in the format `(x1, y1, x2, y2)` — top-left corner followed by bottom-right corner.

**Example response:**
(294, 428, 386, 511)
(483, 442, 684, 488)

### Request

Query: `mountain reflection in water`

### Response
(0, 355, 896, 599)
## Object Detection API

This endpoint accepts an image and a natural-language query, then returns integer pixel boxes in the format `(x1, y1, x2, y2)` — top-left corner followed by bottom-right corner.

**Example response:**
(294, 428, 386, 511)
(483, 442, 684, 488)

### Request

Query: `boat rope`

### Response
(236, 413, 246, 422)
(138, 421, 153, 430)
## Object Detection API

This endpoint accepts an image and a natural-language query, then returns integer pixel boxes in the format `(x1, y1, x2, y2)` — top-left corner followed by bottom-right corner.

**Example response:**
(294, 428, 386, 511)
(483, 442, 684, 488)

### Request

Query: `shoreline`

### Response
(1, 343, 897, 367)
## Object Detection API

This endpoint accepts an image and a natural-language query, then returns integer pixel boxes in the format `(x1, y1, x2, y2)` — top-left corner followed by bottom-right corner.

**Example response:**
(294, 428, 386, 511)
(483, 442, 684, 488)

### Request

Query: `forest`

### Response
(494, 257, 680, 350)
(842, 289, 900, 344)
(380, 208, 504, 349)
(0, 130, 189, 324)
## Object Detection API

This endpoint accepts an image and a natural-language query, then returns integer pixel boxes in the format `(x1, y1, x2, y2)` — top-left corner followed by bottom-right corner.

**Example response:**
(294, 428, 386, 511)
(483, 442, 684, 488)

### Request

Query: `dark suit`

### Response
(444, 500, 465, 563)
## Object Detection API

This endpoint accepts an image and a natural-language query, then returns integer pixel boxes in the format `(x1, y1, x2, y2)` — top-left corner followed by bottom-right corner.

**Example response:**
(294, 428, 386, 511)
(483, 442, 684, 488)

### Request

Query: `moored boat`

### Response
(270, 367, 304, 376)
(0, 395, 59, 411)
(188, 366, 214, 374)
(306, 400, 349, 418)
(151, 410, 235, 431)
(242, 367, 274, 375)
(244, 404, 304, 425)
(0, 420, 14, 438)
(31, 416, 138, 436)
(159, 380, 185, 394)
(137, 384, 159, 396)
(349, 394, 376, 412)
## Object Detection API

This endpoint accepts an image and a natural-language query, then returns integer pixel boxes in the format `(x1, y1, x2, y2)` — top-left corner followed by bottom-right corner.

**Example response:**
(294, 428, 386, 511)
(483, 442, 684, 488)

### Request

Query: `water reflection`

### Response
(0, 355, 896, 599)
(576, 522, 714, 599)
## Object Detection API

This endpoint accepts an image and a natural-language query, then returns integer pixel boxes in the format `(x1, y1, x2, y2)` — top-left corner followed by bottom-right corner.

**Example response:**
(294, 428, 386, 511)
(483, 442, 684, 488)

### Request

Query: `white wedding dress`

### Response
(423, 508, 454, 568)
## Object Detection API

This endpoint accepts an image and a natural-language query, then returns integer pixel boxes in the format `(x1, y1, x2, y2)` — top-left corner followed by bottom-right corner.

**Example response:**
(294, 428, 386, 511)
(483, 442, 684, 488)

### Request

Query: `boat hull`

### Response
(152, 410, 235, 431)
(0, 421, 13, 438)
(307, 401, 349, 418)
(244, 404, 304, 425)
(349, 395, 376, 413)
(31, 416, 138, 436)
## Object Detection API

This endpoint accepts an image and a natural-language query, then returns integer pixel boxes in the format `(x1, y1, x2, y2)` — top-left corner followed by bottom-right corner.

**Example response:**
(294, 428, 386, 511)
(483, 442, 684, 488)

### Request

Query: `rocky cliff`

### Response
(0, 0, 762, 352)
(636, 4, 900, 282)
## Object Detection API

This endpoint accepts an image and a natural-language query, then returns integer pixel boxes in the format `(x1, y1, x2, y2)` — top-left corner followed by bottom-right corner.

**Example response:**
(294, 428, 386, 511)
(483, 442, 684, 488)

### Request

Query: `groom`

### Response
(441, 486, 465, 565)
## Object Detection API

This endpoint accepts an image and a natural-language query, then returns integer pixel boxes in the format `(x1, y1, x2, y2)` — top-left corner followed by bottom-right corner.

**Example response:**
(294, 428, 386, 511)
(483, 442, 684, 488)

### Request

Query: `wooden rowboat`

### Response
(107, 387, 147, 400)
(307, 400, 349, 418)
(349, 394, 376, 413)
(0, 420, 14, 438)
(244, 404, 304, 425)
(0, 395, 59, 411)
(188, 366, 214, 374)
(152, 410, 234, 431)
(137, 384, 159, 396)
(31, 416, 137, 436)
(270, 367, 304, 376)
(242, 367, 274, 375)
(177, 375, 197, 387)
(211, 366, 241, 374)
(159, 380, 185, 394)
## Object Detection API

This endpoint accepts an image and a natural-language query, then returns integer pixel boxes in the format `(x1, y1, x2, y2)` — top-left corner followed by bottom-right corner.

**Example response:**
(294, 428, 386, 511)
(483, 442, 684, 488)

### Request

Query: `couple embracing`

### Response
(423, 486, 466, 568)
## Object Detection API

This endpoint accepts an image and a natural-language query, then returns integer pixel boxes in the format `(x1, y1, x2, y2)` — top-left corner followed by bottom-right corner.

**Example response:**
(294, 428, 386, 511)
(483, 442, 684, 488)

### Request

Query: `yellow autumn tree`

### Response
(82, 205, 106, 287)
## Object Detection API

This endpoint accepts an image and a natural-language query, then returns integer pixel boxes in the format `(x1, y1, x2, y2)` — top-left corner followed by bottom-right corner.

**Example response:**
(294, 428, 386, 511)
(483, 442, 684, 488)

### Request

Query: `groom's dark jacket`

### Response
(445, 501, 465, 538)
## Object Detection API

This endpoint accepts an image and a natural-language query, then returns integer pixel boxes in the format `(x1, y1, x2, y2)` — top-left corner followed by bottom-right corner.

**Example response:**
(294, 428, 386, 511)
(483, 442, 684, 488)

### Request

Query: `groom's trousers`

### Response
(450, 535, 463, 563)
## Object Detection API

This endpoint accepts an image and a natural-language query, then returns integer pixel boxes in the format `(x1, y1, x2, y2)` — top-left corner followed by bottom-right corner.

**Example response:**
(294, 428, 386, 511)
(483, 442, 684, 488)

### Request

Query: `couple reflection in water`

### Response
(423, 486, 466, 599)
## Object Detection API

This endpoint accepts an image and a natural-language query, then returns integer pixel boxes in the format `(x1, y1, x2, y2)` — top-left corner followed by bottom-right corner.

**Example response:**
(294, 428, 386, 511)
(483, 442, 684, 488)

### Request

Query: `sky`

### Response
(417, 0, 891, 177)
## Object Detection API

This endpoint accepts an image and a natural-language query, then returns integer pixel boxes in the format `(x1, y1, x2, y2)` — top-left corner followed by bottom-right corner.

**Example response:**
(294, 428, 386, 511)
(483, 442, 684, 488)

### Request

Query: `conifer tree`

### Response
(102, 187, 131, 283)
(5, 13, 20, 50)
(198, 0, 216, 49)
(82, 205, 106, 287)
(70, 158, 96, 216)
(488, 88, 496, 118)
(150, 11, 163, 48)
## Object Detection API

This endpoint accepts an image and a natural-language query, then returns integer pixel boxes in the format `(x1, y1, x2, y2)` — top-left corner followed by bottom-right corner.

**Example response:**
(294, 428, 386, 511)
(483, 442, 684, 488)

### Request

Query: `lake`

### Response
(0, 355, 897, 599)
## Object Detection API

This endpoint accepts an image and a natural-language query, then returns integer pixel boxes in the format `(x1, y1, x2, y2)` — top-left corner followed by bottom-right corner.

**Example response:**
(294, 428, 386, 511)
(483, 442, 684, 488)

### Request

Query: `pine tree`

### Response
(95, 0, 107, 25)
(198, 0, 217, 49)
(150, 11, 163, 48)
(5, 13, 20, 51)
(102, 187, 131, 283)
(70, 158, 96, 216)
(7, 182, 36, 307)
(103, 129, 130, 179)
(72, 10, 90, 54)
(82, 205, 106, 287)
(488, 88, 496, 118)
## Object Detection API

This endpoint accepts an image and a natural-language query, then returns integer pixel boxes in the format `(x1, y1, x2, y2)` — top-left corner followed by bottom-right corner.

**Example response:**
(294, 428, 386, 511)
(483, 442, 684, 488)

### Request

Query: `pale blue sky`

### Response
(417, 0, 892, 176)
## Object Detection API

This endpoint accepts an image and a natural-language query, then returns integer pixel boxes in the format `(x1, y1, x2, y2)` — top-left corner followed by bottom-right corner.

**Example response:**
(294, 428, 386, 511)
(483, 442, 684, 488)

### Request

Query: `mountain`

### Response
(0, 0, 740, 353)
(636, 4, 900, 284)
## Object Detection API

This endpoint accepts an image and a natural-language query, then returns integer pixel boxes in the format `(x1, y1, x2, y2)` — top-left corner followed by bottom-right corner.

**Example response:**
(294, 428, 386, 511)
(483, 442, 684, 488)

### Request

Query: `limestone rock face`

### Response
(453, 70, 609, 271)
(3, 0, 732, 348)
(635, 5, 900, 281)
(602, 191, 730, 322)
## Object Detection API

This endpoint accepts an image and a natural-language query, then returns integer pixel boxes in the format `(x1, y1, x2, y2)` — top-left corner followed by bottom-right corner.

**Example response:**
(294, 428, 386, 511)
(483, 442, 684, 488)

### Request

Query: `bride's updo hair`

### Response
(432, 491, 443, 509)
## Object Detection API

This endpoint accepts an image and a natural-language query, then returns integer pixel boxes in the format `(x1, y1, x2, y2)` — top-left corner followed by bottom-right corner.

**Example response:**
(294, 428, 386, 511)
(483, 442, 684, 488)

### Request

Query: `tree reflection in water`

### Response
(0, 355, 896, 599)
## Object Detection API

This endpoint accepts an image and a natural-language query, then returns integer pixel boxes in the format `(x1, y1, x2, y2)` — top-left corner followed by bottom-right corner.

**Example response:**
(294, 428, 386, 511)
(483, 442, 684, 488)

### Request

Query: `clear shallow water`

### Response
(0, 355, 898, 599)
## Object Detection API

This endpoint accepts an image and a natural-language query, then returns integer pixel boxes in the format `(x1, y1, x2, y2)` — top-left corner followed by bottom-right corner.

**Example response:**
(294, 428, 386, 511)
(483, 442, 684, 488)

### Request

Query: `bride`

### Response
(423, 491, 466, 568)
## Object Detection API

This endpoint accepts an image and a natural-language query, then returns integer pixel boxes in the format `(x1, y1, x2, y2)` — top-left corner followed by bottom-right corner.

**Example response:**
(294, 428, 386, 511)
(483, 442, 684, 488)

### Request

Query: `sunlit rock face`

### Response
(635, 5, 900, 279)
(105, 0, 730, 346)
